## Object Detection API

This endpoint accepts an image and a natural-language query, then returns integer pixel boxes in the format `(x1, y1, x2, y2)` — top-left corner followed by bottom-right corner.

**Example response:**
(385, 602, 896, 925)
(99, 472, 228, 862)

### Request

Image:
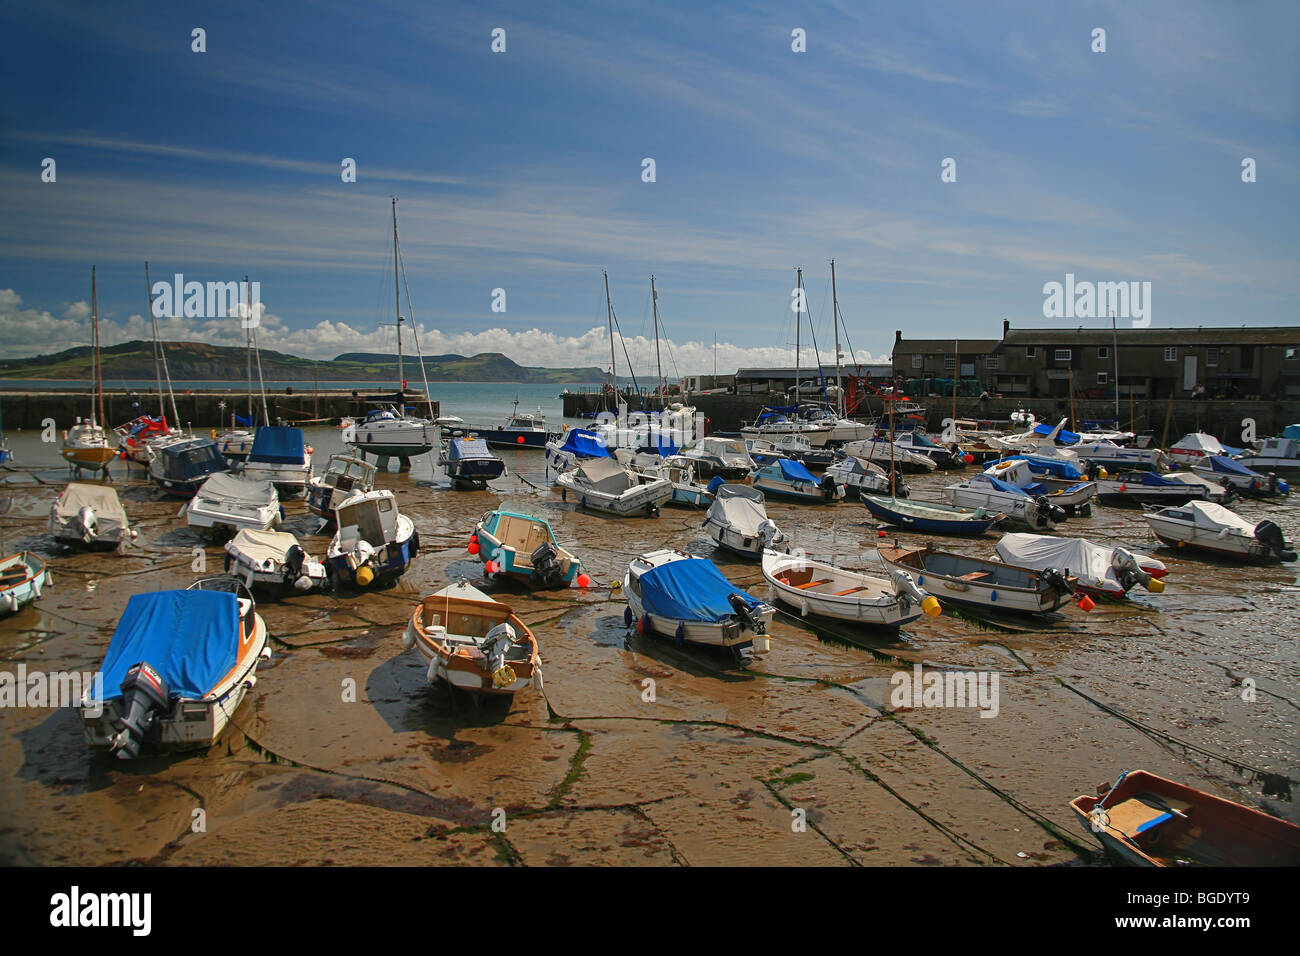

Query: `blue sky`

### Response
(0, 0, 1296, 372)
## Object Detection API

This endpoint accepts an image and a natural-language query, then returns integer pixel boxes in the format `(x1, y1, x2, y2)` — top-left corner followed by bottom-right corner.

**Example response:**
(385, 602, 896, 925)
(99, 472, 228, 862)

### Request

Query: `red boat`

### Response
(115, 415, 174, 464)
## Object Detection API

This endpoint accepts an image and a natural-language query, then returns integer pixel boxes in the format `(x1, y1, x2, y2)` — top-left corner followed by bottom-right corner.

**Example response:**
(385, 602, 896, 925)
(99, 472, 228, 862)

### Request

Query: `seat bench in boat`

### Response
(959, 571, 991, 582)
(1107, 794, 1193, 838)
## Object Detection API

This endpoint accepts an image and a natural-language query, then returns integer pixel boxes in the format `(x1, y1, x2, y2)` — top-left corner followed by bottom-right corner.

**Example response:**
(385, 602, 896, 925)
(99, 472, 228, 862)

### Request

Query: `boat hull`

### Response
(879, 546, 1073, 615)
(861, 495, 1001, 535)
(624, 581, 773, 652)
(0, 553, 50, 617)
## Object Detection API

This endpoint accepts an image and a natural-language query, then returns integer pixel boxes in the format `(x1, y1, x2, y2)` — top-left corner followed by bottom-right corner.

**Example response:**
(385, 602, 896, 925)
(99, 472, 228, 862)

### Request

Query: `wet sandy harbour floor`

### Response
(1, 443, 1297, 866)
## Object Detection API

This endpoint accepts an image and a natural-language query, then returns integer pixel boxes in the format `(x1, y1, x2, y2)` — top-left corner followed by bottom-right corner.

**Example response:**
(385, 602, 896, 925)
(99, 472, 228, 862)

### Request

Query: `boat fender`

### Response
(674, 622, 685, 645)
(410, 530, 420, 556)
(426, 658, 439, 683)
(2, 592, 17, 612)
(532, 664, 544, 691)
(989, 590, 996, 602)
(623, 606, 634, 627)
(401, 624, 416, 650)
(244, 673, 258, 690)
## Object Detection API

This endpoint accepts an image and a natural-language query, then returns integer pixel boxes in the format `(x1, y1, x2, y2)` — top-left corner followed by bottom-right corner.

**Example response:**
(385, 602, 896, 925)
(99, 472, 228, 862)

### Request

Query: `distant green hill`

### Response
(0, 341, 608, 384)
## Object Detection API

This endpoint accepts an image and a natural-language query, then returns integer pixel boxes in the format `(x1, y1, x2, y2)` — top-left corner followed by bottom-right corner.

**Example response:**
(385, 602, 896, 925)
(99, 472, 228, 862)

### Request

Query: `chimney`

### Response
(894, 330, 902, 344)
(1002, 319, 1010, 338)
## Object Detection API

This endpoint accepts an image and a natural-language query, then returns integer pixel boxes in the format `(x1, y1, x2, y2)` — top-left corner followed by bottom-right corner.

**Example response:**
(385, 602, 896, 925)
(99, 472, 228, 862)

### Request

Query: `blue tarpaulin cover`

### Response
(249, 426, 306, 464)
(1005, 456, 1086, 480)
(640, 558, 762, 623)
(977, 475, 1030, 496)
(706, 475, 726, 494)
(776, 458, 819, 483)
(1204, 455, 1256, 477)
(558, 429, 609, 458)
(1033, 423, 1081, 444)
(448, 438, 492, 460)
(1283, 425, 1300, 441)
(234, 414, 252, 426)
(92, 591, 239, 701)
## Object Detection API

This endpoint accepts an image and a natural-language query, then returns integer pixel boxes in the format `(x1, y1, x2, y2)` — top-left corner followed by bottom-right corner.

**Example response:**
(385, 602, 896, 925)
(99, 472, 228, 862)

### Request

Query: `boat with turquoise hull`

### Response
(470, 510, 585, 589)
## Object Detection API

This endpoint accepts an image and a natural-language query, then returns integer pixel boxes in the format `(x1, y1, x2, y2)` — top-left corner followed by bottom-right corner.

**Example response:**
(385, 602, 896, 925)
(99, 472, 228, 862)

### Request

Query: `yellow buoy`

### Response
(492, 665, 517, 688)
(922, 596, 942, 617)
(1147, 577, 1165, 593)
(356, 565, 375, 586)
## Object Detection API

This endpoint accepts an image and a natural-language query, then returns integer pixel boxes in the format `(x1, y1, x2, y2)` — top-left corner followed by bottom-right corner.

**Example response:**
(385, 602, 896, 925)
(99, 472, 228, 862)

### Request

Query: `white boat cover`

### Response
(708, 486, 769, 535)
(574, 456, 635, 493)
(197, 472, 278, 506)
(1182, 501, 1256, 533)
(996, 533, 1164, 582)
(53, 483, 129, 535)
(228, 529, 305, 564)
(1171, 432, 1227, 454)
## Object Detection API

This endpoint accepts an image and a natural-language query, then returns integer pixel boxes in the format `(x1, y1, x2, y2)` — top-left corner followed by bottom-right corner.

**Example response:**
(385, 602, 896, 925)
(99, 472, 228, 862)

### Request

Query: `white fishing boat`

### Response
(241, 426, 312, 495)
(1095, 470, 1230, 506)
(545, 427, 610, 474)
(326, 489, 419, 587)
(1238, 436, 1300, 477)
(401, 581, 542, 695)
(306, 454, 377, 521)
(798, 403, 874, 442)
(613, 449, 715, 507)
(224, 529, 329, 592)
(49, 483, 136, 551)
(623, 549, 774, 654)
(745, 433, 840, 469)
(184, 473, 281, 536)
(1143, 501, 1296, 563)
(1071, 440, 1170, 472)
(761, 550, 940, 627)
(824, 455, 902, 499)
(1191, 455, 1289, 498)
(0, 552, 50, 617)
(880, 544, 1078, 615)
(739, 407, 834, 447)
(983, 458, 1097, 514)
(80, 577, 269, 759)
(892, 430, 959, 468)
(681, 436, 756, 480)
(943, 471, 1067, 531)
(702, 484, 790, 558)
(555, 457, 673, 516)
(996, 533, 1167, 599)
(841, 437, 937, 473)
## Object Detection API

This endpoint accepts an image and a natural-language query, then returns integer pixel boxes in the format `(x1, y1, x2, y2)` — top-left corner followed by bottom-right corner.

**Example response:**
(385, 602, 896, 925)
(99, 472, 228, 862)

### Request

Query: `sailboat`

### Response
(116, 262, 185, 464)
(214, 276, 265, 462)
(61, 266, 117, 475)
(346, 197, 439, 467)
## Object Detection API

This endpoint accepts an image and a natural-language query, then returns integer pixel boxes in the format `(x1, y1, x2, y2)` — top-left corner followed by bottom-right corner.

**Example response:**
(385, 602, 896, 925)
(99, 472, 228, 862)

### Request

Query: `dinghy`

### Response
(306, 454, 377, 521)
(555, 457, 672, 516)
(943, 473, 1066, 530)
(879, 543, 1077, 615)
(81, 578, 269, 758)
(984, 458, 1096, 515)
(0, 552, 50, 617)
(749, 458, 842, 502)
(326, 489, 418, 587)
(1071, 769, 1300, 867)
(147, 435, 230, 497)
(225, 529, 329, 591)
(824, 456, 905, 499)
(623, 549, 774, 654)
(49, 483, 136, 551)
(1237, 436, 1300, 477)
(762, 550, 939, 627)
(184, 473, 281, 536)
(703, 484, 790, 558)
(470, 510, 586, 589)
(1191, 455, 1289, 498)
(1095, 470, 1231, 506)
(1143, 501, 1296, 562)
(545, 427, 610, 474)
(681, 436, 756, 480)
(861, 495, 1004, 536)
(402, 581, 541, 695)
(440, 436, 506, 488)
(242, 426, 312, 495)
(996, 532, 1166, 599)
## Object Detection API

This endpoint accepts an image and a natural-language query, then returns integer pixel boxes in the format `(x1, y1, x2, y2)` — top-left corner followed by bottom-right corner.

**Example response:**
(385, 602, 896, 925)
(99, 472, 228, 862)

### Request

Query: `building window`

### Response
(1054, 349, 1072, 361)
(985, 355, 1000, 370)
(911, 354, 922, 369)
(1097, 371, 1108, 385)
(1206, 347, 1219, 367)
(1164, 347, 1177, 361)
(943, 357, 955, 371)
(1098, 346, 1108, 359)
(1026, 346, 1036, 358)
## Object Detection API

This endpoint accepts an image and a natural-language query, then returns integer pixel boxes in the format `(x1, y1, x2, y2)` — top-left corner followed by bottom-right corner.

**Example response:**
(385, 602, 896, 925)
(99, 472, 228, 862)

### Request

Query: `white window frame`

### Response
(1163, 347, 1177, 361)
(1026, 346, 1036, 358)
(1098, 346, 1108, 359)
(911, 354, 922, 369)
(1097, 371, 1108, 385)
(1054, 348, 1072, 362)
(1206, 347, 1219, 367)
(943, 356, 955, 371)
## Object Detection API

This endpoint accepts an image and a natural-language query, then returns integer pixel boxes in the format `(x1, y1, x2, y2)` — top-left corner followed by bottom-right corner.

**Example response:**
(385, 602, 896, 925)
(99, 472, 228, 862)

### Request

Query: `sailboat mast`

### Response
(604, 270, 617, 402)
(651, 275, 664, 411)
(795, 267, 802, 407)
(392, 197, 405, 391)
(396, 235, 436, 420)
(90, 265, 101, 426)
(144, 261, 165, 421)
(831, 259, 842, 417)
(249, 275, 269, 426)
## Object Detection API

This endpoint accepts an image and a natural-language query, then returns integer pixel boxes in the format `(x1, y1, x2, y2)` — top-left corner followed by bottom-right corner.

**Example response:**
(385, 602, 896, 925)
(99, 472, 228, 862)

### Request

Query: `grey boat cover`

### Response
(53, 483, 129, 536)
(228, 529, 308, 565)
(575, 457, 636, 494)
(706, 484, 770, 535)
(196, 472, 278, 507)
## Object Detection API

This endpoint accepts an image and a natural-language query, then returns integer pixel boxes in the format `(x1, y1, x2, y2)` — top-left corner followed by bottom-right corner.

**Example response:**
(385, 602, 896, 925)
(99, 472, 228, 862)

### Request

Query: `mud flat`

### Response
(0, 438, 1296, 866)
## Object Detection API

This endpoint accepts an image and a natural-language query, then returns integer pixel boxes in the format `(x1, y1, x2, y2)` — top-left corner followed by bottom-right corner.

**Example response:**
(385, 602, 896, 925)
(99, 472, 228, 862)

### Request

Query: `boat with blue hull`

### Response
(467, 400, 557, 450)
(326, 489, 418, 588)
(749, 458, 841, 502)
(148, 436, 230, 497)
(440, 437, 506, 488)
(471, 510, 585, 589)
(862, 495, 1004, 535)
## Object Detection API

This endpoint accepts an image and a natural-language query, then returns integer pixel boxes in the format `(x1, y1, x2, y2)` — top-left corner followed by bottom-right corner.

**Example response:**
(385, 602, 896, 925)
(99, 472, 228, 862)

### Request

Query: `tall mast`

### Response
(249, 275, 269, 426)
(651, 275, 664, 411)
(90, 265, 100, 426)
(795, 267, 802, 406)
(831, 259, 842, 417)
(396, 232, 436, 420)
(144, 261, 165, 420)
(392, 197, 405, 391)
(604, 270, 617, 404)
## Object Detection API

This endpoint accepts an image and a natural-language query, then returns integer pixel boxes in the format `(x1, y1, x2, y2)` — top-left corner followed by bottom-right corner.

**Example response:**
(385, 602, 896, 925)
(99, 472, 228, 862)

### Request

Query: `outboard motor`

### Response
(727, 591, 766, 634)
(1040, 567, 1074, 594)
(1254, 520, 1297, 562)
(75, 505, 97, 544)
(1112, 547, 1156, 592)
(530, 541, 564, 588)
(283, 543, 314, 590)
(481, 622, 521, 685)
(109, 662, 170, 760)
(1033, 495, 1066, 527)
(819, 473, 839, 499)
(757, 518, 779, 548)
(889, 568, 924, 606)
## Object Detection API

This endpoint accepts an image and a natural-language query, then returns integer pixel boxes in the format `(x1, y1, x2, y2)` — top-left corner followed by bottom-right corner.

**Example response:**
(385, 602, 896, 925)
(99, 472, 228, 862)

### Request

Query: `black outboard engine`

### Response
(1084, 459, 1100, 480)
(530, 541, 564, 588)
(109, 662, 170, 760)
(1254, 520, 1297, 562)
(1039, 567, 1074, 594)
(283, 544, 306, 583)
(727, 592, 766, 634)
(820, 474, 839, 499)
(1034, 495, 1067, 526)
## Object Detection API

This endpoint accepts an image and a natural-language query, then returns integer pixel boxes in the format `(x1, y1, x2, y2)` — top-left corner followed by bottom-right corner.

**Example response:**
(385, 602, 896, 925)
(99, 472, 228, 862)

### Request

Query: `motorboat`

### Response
(1070, 769, 1300, 867)
(1191, 455, 1289, 498)
(224, 529, 329, 591)
(467, 400, 558, 449)
(306, 454, 377, 521)
(114, 415, 175, 465)
(748, 458, 841, 503)
(1072, 439, 1169, 473)
(440, 436, 506, 489)
(49, 483, 136, 551)
(892, 430, 959, 469)
(995, 533, 1166, 599)
(346, 404, 439, 462)
(1168, 432, 1240, 468)
(879, 543, 1077, 615)
(402, 581, 542, 695)
(555, 457, 672, 517)
(613, 449, 715, 508)
(242, 426, 312, 495)
(744, 433, 839, 470)
(983, 458, 1096, 515)
(545, 427, 609, 474)
(861, 495, 1004, 536)
(623, 549, 774, 654)
(1237, 436, 1300, 477)
(215, 425, 256, 462)
(326, 489, 419, 588)
(148, 435, 230, 497)
(1143, 501, 1296, 563)
(797, 403, 874, 442)
(943, 473, 1065, 531)
(184, 473, 281, 537)
(80, 577, 269, 758)
(1095, 470, 1231, 506)
(681, 436, 756, 480)
(840, 437, 937, 473)
(740, 406, 833, 447)
(824, 456, 905, 499)
(0, 552, 50, 617)
(761, 550, 939, 627)
(469, 510, 586, 589)
(703, 484, 790, 558)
